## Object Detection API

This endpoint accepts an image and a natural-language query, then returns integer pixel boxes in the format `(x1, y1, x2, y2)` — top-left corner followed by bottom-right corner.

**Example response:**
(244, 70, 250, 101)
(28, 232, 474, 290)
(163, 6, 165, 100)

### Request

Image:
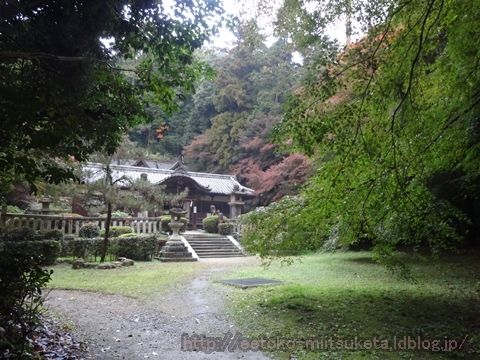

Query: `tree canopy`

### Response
(242, 0, 480, 265)
(0, 0, 222, 196)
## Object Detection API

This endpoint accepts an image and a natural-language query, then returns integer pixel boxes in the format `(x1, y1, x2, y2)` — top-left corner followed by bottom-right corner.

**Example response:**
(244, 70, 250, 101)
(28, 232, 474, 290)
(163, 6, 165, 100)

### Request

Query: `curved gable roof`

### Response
(83, 163, 255, 197)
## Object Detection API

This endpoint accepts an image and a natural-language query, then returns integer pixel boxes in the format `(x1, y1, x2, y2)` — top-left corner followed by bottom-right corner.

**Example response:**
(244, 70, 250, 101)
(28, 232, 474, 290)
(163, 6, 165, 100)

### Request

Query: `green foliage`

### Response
(203, 215, 219, 233)
(6, 205, 24, 214)
(100, 226, 134, 237)
(110, 211, 131, 218)
(118, 232, 138, 238)
(0, 227, 36, 241)
(112, 234, 158, 261)
(0, 0, 223, 195)
(60, 213, 84, 218)
(79, 223, 101, 239)
(241, 196, 320, 258)
(64, 237, 103, 260)
(247, 0, 480, 263)
(41, 229, 64, 242)
(0, 245, 52, 355)
(218, 222, 233, 235)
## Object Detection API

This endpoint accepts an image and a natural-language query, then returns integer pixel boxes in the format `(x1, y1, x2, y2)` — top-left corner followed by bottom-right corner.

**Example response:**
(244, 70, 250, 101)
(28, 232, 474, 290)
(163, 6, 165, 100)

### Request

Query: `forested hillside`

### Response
(129, 25, 311, 205)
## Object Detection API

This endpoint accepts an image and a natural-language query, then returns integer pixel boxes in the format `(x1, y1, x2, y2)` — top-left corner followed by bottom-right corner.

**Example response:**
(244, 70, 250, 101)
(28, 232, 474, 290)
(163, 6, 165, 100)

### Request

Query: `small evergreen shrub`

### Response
(203, 215, 219, 233)
(100, 226, 134, 237)
(6, 205, 24, 214)
(218, 223, 233, 235)
(79, 222, 100, 238)
(111, 210, 130, 218)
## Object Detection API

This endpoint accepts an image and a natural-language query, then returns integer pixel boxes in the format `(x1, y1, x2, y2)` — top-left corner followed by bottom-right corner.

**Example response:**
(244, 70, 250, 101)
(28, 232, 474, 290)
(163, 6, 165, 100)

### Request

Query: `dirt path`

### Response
(45, 258, 270, 360)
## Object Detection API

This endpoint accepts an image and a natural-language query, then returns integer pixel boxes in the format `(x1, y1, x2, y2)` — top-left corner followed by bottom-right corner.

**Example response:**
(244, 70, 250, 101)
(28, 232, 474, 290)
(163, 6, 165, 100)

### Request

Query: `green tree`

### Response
(0, 0, 222, 197)
(247, 0, 480, 265)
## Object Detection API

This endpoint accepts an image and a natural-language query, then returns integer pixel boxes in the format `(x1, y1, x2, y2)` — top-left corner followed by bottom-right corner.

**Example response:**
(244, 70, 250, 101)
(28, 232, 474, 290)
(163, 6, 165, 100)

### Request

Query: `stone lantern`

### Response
(228, 184, 245, 220)
(159, 208, 196, 262)
(40, 197, 53, 214)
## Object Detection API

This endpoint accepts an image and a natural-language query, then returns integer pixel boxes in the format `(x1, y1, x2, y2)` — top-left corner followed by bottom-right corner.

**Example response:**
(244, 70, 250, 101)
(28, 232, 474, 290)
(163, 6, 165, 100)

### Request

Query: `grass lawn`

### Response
(48, 261, 205, 299)
(226, 251, 480, 359)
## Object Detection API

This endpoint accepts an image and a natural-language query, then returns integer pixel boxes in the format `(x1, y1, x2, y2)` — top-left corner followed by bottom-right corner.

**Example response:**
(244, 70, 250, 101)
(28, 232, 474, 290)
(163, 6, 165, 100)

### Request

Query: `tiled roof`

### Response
(133, 159, 178, 169)
(83, 163, 255, 196)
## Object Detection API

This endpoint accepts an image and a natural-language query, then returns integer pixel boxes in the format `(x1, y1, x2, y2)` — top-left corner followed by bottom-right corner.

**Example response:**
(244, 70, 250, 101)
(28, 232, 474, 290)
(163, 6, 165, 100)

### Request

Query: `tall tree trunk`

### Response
(100, 163, 113, 263)
(100, 201, 112, 262)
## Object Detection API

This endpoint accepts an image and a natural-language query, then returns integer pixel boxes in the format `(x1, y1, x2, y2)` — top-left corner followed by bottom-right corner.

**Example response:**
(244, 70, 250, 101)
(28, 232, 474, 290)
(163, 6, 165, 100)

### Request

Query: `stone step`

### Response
(197, 254, 244, 258)
(187, 240, 232, 245)
(187, 240, 233, 245)
(186, 238, 231, 241)
(158, 257, 198, 262)
(184, 234, 244, 259)
(194, 249, 242, 253)
(194, 249, 241, 254)
(189, 246, 238, 250)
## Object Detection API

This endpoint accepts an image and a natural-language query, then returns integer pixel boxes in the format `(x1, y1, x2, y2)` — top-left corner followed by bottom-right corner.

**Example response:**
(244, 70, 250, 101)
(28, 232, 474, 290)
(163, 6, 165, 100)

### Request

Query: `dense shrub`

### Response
(66, 238, 103, 259)
(203, 215, 219, 233)
(2, 240, 60, 266)
(0, 247, 52, 355)
(160, 215, 188, 232)
(1, 227, 35, 241)
(100, 226, 134, 237)
(118, 232, 137, 238)
(79, 222, 100, 238)
(218, 223, 233, 235)
(0, 228, 60, 266)
(112, 234, 157, 261)
(41, 229, 63, 242)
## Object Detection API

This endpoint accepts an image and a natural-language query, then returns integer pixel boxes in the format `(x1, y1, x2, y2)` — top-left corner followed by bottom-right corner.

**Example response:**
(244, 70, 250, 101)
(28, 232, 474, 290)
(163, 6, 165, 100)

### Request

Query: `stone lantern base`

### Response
(158, 220, 197, 262)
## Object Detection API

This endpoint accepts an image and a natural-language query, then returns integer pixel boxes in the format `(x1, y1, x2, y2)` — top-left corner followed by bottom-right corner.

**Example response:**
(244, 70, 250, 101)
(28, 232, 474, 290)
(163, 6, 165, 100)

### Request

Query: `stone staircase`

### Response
(183, 233, 244, 258)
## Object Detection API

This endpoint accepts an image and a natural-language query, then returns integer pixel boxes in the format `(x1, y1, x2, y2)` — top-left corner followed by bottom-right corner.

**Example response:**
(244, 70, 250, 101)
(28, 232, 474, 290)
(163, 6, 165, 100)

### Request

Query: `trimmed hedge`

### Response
(79, 223, 100, 238)
(203, 215, 219, 233)
(112, 234, 157, 261)
(41, 229, 63, 242)
(2, 240, 60, 266)
(218, 223, 233, 235)
(62, 234, 164, 261)
(100, 226, 134, 237)
(160, 215, 188, 233)
(66, 237, 103, 259)
(1, 227, 36, 241)
(0, 227, 60, 265)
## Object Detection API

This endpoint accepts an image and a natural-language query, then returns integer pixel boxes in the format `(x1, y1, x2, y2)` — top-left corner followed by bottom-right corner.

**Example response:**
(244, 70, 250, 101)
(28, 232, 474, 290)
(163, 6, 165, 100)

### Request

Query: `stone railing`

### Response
(0, 213, 163, 236)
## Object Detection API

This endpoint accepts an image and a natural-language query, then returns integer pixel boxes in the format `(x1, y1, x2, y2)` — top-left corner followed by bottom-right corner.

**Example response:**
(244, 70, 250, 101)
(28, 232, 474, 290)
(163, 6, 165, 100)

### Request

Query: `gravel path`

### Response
(45, 258, 270, 360)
